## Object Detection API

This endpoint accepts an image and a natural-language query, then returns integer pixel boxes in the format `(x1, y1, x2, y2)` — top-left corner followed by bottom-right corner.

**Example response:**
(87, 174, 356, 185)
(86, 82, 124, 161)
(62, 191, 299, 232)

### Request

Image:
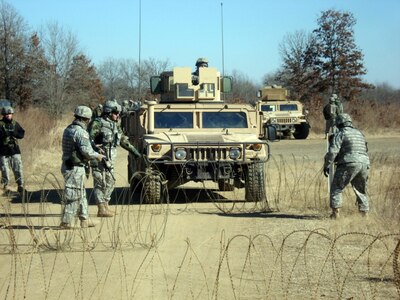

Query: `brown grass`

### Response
(307, 100, 400, 135)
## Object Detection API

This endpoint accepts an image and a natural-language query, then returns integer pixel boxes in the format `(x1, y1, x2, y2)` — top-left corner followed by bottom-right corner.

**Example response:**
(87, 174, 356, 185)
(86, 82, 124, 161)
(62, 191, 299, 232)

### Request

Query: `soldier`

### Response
(60, 106, 105, 229)
(0, 106, 25, 194)
(322, 94, 343, 138)
(89, 100, 141, 217)
(192, 57, 209, 85)
(323, 113, 370, 219)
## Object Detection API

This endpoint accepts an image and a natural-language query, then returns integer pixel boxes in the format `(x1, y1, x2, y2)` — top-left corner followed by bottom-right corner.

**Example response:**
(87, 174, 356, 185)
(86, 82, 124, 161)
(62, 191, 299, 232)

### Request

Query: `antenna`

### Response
(220, 2, 225, 77)
(138, 0, 142, 101)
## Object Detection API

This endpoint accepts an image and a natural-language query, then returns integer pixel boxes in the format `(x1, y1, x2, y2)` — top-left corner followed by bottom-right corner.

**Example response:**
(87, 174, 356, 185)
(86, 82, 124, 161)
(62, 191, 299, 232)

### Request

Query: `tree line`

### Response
(1, 1, 398, 118)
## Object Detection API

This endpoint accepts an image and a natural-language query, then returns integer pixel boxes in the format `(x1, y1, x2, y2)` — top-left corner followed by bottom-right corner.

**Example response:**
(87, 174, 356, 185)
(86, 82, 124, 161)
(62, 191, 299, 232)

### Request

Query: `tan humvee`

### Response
(122, 63, 276, 204)
(256, 85, 310, 139)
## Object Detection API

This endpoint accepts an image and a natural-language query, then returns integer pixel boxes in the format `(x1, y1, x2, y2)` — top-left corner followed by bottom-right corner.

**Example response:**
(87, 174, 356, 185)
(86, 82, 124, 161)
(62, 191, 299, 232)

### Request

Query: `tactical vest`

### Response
(62, 122, 88, 167)
(96, 117, 121, 148)
(337, 127, 369, 165)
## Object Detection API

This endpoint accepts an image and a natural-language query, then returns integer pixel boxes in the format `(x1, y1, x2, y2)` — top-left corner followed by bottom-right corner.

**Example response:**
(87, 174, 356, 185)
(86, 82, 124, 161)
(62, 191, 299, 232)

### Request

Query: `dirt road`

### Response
(0, 136, 399, 299)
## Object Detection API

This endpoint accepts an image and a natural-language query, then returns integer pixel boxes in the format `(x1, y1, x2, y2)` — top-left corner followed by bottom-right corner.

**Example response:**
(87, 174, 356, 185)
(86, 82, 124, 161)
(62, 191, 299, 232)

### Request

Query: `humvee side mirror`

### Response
(264, 125, 277, 141)
(150, 76, 162, 94)
(257, 90, 262, 98)
(221, 76, 232, 93)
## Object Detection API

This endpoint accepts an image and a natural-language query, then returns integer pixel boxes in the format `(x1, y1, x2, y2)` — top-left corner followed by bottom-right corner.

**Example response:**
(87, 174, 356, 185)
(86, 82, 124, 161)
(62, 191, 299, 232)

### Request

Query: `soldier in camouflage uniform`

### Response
(323, 94, 343, 138)
(60, 106, 105, 229)
(192, 57, 208, 85)
(89, 100, 141, 217)
(0, 106, 25, 194)
(323, 113, 370, 219)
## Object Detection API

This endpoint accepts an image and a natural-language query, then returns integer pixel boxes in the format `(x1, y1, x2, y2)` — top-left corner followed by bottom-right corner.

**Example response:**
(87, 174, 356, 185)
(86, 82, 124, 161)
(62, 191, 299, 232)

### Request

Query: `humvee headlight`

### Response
(229, 148, 241, 160)
(291, 117, 297, 122)
(270, 117, 277, 124)
(175, 148, 187, 160)
(252, 143, 262, 151)
(151, 144, 162, 152)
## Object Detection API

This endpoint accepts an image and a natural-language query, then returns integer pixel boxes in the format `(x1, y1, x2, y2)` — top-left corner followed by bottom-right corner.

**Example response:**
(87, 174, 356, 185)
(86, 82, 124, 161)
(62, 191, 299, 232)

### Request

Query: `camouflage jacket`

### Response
(0, 118, 25, 156)
(324, 125, 370, 168)
(88, 116, 140, 160)
(62, 120, 100, 168)
(323, 103, 341, 121)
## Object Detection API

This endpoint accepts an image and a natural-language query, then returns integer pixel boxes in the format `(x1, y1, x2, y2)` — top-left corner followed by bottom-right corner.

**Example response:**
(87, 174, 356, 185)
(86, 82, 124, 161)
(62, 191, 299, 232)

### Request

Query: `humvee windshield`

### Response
(154, 111, 248, 129)
(203, 112, 247, 128)
(280, 104, 298, 111)
(155, 112, 193, 128)
(260, 105, 276, 112)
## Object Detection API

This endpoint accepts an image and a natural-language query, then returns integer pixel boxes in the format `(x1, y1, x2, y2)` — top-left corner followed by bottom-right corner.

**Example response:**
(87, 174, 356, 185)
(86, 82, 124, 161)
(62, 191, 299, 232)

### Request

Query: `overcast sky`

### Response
(10, 0, 400, 88)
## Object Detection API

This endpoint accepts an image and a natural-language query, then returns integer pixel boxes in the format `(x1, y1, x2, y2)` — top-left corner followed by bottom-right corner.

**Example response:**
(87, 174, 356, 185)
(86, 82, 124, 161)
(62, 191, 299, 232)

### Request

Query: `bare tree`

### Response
(0, 0, 28, 105)
(262, 70, 284, 87)
(277, 30, 319, 102)
(97, 57, 170, 101)
(97, 58, 125, 100)
(39, 21, 80, 116)
(225, 70, 258, 104)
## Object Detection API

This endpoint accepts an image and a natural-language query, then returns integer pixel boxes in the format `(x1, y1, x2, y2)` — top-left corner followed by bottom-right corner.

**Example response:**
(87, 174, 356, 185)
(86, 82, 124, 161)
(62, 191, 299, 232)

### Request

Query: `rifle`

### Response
(102, 157, 115, 181)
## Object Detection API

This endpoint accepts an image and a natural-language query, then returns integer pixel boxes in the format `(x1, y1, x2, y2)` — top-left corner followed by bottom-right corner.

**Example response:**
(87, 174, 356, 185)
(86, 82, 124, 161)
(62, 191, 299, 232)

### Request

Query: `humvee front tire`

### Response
(244, 162, 266, 202)
(293, 122, 310, 139)
(143, 173, 161, 204)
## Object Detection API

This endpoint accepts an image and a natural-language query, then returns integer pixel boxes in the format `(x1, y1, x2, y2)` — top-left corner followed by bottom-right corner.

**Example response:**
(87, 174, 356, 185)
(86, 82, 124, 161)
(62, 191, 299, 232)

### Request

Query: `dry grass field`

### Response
(0, 109, 399, 299)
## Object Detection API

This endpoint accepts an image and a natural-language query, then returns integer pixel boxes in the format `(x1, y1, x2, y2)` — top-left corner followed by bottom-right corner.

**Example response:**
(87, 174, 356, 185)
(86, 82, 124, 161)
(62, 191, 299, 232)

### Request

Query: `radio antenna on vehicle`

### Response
(220, 2, 226, 101)
(138, 0, 142, 101)
(220, 2, 225, 78)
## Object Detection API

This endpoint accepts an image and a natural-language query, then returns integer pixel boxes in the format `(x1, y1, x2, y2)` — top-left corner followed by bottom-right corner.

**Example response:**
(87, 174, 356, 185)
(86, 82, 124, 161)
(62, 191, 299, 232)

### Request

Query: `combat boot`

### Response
(80, 218, 96, 228)
(359, 211, 369, 218)
(330, 208, 340, 219)
(97, 203, 114, 217)
(105, 203, 116, 215)
(59, 222, 77, 229)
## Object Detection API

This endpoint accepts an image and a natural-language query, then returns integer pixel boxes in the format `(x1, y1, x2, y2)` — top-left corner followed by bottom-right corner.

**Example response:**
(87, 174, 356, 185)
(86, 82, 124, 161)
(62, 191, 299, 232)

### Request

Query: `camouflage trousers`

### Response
(0, 154, 24, 187)
(61, 166, 88, 224)
(92, 162, 115, 205)
(330, 162, 369, 212)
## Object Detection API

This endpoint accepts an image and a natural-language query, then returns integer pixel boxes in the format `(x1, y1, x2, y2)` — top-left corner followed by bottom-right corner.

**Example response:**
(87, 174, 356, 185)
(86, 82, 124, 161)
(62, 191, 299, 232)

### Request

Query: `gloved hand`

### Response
(323, 166, 329, 177)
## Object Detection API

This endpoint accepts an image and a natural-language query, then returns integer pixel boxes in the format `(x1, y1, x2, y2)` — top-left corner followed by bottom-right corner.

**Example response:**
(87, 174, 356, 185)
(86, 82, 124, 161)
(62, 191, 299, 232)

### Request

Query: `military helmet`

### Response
(1, 106, 14, 115)
(103, 100, 121, 114)
(336, 113, 352, 126)
(74, 105, 92, 119)
(195, 57, 209, 67)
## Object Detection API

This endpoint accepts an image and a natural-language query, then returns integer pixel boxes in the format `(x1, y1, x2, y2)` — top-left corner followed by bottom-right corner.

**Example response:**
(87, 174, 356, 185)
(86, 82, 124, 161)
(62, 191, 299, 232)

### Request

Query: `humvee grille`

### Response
(145, 141, 270, 163)
(276, 118, 293, 124)
(187, 147, 229, 161)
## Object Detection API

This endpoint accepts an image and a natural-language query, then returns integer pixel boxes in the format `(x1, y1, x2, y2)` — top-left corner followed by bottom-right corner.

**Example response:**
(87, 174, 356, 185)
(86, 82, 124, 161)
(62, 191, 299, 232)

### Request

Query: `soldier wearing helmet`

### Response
(322, 93, 344, 138)
(60, 105, 105, 229)
(88, 100, 141, 217)
(0, 106, 26, 194)
(192, 57, 209, 85)
(323, 113, 370, 219)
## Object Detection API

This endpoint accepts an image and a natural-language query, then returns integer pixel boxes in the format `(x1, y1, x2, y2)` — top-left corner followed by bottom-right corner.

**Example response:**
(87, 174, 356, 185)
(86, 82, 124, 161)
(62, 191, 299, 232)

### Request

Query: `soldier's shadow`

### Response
(8, 186, 229, 206)
(8, 187, 128, 205)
